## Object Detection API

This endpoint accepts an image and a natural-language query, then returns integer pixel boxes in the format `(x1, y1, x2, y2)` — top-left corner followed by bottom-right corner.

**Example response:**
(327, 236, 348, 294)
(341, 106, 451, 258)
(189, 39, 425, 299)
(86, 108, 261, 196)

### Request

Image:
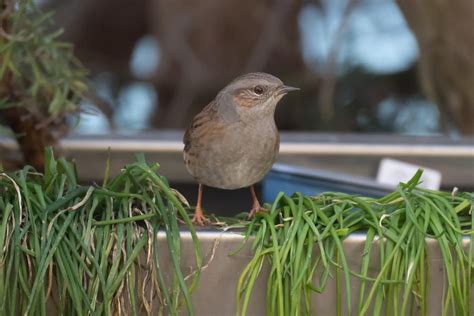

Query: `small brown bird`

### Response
(183, 72, 299, 225)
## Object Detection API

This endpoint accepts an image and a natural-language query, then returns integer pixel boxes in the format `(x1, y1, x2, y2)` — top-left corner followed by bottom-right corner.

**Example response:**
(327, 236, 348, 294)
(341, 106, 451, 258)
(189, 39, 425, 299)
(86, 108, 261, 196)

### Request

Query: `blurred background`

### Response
(42, 0, 471, 136)
(1, 0, 473, 213)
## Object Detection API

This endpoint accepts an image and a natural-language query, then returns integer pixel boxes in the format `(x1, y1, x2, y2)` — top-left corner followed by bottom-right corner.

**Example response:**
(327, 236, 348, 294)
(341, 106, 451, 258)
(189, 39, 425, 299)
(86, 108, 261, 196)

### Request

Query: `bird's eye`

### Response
(253, 86, 264, 95)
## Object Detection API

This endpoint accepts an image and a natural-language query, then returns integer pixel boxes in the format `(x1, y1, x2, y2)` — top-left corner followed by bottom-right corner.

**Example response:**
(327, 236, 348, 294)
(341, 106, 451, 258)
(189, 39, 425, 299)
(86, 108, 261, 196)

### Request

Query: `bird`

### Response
(183, 72, 299, 225)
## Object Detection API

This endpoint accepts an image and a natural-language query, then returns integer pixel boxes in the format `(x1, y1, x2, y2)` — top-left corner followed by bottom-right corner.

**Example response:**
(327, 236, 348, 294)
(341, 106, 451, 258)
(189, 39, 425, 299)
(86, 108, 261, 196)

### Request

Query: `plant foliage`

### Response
(0, 149, 473, 315)
(0, 148, 202, 315)
(0, 0, 87, 134)
(236, 171, 474, 316)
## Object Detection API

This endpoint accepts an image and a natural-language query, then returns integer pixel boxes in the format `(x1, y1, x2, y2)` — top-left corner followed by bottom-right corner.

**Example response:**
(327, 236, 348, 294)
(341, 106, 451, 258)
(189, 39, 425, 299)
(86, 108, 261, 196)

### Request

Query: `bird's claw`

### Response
(191, 213, 211, 226)
(248, 207, 267, 219)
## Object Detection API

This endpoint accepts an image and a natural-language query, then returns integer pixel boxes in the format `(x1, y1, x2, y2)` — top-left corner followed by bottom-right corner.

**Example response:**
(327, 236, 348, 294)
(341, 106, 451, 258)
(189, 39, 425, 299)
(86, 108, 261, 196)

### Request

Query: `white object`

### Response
(376, 158, 442, 190)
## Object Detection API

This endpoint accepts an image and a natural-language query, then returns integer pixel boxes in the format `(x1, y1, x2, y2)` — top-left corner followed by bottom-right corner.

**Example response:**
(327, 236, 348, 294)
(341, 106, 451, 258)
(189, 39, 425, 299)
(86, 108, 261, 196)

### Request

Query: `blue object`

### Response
(262, 164, 391, 203)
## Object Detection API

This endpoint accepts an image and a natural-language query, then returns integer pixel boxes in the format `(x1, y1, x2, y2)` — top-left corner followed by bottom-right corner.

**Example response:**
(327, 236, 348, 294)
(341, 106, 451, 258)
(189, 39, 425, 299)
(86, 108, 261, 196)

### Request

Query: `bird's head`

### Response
(216, 72, 299, 122)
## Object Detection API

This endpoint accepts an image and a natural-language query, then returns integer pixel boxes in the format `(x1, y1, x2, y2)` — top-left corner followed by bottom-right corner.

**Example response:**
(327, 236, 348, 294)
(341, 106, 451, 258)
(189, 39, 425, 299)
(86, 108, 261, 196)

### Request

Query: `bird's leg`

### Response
(248, 185, 267, 218)
(192, 183, 210, 225)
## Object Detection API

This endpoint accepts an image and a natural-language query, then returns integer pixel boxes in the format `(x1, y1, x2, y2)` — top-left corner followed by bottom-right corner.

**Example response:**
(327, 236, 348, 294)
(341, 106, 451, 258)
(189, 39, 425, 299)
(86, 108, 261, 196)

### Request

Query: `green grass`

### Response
(235, 170, 474, 316)
(1, 150, 472, 315)
(0, 148, 202, 315)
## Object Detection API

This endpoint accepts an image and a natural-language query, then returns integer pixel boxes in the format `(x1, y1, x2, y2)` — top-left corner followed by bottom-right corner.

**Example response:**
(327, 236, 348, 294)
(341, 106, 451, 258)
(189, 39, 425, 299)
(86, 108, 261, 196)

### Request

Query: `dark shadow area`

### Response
(172, 183, 262, 217)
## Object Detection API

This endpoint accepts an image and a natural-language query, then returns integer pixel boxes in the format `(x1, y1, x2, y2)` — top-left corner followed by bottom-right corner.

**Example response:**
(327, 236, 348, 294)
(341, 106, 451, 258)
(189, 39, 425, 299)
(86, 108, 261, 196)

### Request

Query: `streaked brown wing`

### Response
(183, 100, 224, 152)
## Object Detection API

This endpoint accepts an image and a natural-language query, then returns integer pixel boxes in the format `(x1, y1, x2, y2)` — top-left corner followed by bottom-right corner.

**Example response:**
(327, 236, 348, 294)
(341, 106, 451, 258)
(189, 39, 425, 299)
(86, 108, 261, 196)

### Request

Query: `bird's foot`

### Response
(191, 211, 211, 226)
(248, 206, 267, 219)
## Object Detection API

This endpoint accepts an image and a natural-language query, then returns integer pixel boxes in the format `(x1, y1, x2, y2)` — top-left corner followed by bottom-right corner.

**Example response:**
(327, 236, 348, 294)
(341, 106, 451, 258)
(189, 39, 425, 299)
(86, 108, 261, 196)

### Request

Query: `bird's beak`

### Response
(277, 85, 300, 95)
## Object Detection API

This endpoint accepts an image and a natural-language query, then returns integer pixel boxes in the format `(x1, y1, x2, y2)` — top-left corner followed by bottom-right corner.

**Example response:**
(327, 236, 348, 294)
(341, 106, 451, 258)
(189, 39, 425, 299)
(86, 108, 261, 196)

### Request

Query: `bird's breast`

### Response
(187, 119, 279, 189)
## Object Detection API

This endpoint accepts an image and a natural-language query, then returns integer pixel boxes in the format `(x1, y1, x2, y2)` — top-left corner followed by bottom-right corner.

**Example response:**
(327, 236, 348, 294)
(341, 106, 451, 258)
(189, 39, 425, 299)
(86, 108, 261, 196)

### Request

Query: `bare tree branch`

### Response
(245, 0, 295, 71)
(396, 0, 474, 134)
(318, 0, 360, 123)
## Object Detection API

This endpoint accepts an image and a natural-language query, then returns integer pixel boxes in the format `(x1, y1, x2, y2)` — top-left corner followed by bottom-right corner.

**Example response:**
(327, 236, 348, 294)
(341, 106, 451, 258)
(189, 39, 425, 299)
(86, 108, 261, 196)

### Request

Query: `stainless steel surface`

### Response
(153, 230, 473, 316)
(2, 132, 473, 156)
(1, 131, 473, 189)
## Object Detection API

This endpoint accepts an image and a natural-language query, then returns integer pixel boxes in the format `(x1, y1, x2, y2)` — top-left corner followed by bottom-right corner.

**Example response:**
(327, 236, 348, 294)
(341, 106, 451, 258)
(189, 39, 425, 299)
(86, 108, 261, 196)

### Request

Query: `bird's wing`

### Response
(183, 100, 225, 153)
